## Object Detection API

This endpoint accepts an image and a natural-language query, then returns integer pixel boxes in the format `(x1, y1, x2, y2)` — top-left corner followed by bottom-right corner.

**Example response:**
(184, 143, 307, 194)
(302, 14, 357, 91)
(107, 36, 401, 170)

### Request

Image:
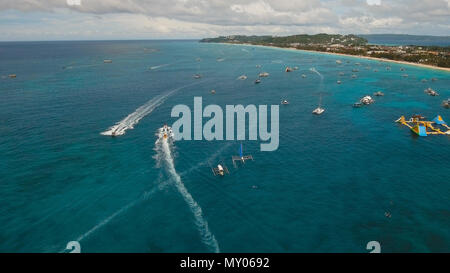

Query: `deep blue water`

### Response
(0, 40, 449, 253)
(360, 34, 450, 47)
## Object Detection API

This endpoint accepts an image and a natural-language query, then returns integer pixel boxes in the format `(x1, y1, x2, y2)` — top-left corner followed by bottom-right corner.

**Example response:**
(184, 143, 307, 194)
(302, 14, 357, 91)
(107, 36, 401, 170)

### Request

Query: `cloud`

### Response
(0, 0, 448, 40)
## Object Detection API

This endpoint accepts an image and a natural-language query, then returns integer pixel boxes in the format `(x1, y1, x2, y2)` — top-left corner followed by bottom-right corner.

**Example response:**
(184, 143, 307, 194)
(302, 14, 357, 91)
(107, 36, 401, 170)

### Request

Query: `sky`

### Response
(0, 0, 449, 41)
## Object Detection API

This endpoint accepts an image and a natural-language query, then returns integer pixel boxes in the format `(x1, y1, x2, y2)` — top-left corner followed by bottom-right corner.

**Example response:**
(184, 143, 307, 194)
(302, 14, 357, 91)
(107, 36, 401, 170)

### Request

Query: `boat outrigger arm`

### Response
(232, 143, 253, 167)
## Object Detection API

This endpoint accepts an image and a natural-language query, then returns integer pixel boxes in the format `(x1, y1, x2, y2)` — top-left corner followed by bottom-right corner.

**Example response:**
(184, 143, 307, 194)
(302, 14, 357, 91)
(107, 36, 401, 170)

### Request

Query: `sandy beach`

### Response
(229, 43, 450, 73)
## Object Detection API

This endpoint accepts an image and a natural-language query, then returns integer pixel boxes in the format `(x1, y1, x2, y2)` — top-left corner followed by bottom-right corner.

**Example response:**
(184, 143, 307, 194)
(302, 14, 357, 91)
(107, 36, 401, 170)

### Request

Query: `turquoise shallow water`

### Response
(0, 40, 449, 253)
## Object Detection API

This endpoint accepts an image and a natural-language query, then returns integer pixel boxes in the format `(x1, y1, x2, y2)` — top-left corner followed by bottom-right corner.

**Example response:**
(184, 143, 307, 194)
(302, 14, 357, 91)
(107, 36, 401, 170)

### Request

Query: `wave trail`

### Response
(101, 81, 202, 136)
(309, 67, 324, 80)
(155, 130, 220, 253)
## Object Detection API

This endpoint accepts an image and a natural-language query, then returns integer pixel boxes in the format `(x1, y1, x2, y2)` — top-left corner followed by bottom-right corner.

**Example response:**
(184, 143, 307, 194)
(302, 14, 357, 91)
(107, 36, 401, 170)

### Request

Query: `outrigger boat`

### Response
(396, 115, 450, 136)
(212, 164, 229, 176)
(232, 143, 253, 167)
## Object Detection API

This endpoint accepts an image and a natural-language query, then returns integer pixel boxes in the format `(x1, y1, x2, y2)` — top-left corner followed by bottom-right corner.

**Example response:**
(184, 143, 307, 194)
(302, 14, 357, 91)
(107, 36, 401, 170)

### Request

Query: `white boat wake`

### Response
(309, 67, 324, 80)
(149, 63, 171, 70)
(154, 131, 220, 253)
(101, 82, 201, 136)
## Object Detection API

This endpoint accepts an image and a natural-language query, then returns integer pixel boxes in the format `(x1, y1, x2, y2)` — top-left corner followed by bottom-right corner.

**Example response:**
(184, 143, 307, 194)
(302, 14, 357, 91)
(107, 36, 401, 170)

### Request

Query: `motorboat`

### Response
(193, 74, 202, 79)
(259, 72, 270, 77)
(254, 79, 261, 84)
(159, 124, 174, 139)
(281, 100, 289, 105)
(238, 75, 247, 80)
(373, 91, 384, 96)
(360, 96, 375, 105)
(424, 88, 439, 96)
(442, 99, 450, 109)
(285, 67, 293, 72)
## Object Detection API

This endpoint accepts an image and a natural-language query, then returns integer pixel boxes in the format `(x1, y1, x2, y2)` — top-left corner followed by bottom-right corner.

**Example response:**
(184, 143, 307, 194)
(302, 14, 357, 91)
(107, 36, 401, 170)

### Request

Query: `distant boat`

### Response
(281, 100, 289, 105)
(301, 74, 307, 78)
(360, 96, 375, 105)
(285, 67, 293, 72)
(402, 74, 409, 78)
(421, 79, 428, 83)
(424, 88, 439, 96)
(103, 59, 112, 63)
(442, 99, 450, 109)
(193, 74, 202, 79)
(337, 80, 342, 84)
(259, 72, 270, 77)
(336, 60, 342, 64)
(8, 74, 16, 78)
(351, 74, 357, 79)
(237, 75, 247, 80)
(431, 78, 438, 82)
(352, 69, 359, 72)
(339, 72, 345, 76)
(210, 90, 216, 94)
(254, 79, 261, 84)
(373, 91, 385, 97)
(312, 95, 325, 115)
(293, 66, 299, 70)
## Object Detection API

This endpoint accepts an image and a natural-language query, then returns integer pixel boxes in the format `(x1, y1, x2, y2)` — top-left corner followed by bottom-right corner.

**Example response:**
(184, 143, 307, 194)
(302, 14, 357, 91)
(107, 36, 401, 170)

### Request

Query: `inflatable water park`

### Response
(396, 115, 450, 136)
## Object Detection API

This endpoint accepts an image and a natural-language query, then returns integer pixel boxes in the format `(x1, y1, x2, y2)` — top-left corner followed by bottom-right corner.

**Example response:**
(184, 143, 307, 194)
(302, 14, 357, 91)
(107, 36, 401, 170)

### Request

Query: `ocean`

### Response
(360, 34, 450, 47)
(0, 40, 449, 253)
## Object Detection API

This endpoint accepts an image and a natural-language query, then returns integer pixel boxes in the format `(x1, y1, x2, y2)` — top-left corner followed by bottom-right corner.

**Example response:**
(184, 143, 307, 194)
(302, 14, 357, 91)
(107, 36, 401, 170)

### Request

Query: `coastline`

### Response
(220, 42, 450, 73)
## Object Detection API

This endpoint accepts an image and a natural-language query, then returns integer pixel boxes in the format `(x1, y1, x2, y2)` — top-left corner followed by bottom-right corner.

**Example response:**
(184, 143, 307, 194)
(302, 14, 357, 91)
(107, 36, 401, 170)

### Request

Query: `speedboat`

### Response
(281, 100, 289, 105)
(159, 124, 174, 139)
(254, 79, 261, 84)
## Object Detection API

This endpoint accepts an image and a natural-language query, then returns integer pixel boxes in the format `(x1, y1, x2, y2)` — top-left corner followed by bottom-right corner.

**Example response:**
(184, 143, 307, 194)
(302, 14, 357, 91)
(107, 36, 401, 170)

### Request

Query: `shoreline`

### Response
(219, 42, 450, 73)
